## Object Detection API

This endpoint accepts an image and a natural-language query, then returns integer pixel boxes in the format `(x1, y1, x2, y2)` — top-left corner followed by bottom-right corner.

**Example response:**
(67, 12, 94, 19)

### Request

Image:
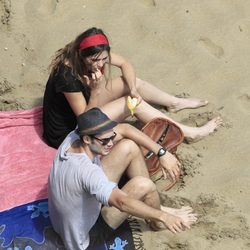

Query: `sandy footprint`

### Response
(24, 0, 58, 18)
(0, 77, 13, 95)
(181, 111, 215, 127)
(175, 151, 201, 190)
(0, 98, 27, 111)
(199, 37, 224, 59)
(194, 194, 250, 245)
(161, 193, 250, 242)
(238, 93, 250, 113)
(237, 18, 250, 39)
(0, 0, 11, 25)
(145, 193, 250, 249)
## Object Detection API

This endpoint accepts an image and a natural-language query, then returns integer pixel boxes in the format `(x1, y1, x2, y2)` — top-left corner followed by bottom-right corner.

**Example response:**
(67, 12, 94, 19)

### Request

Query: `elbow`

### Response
(121, 59, 133, 70)
(114, 196, 129, 213)
(108, 188, 131, 213)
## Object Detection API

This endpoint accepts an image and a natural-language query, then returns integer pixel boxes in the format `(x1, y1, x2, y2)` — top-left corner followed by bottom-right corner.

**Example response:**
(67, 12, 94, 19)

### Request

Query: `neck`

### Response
(68, 139, 97, 161)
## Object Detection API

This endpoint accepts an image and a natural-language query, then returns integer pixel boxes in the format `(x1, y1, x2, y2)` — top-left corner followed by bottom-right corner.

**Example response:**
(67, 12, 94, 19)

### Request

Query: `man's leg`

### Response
(101, 139, 197, 230)
(101, 139, 150, 183)
(101, 139, 161, 228)
(101, 176, 160, 229)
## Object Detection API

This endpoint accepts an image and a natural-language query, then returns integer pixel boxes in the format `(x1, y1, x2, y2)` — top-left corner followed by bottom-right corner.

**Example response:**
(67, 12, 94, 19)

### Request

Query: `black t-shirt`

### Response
(42, 65, 90, 148)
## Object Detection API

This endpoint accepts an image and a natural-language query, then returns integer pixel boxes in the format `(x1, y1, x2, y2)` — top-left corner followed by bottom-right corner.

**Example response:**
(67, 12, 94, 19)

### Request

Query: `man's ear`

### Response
(82, 135, 92, 145)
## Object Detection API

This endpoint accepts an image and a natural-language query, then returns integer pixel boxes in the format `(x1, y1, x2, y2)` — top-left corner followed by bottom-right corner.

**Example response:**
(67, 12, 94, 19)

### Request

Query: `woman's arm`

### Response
(64, 70, 104, 115)
(64, 87, 101, 116)
(110, 52, 141, 101)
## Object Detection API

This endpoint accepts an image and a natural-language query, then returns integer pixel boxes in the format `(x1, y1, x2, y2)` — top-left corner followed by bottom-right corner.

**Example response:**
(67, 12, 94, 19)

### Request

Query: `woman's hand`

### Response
(130, 87, 142, 104)
(159, 152, 181, 182)
(83, 69, 103, 91)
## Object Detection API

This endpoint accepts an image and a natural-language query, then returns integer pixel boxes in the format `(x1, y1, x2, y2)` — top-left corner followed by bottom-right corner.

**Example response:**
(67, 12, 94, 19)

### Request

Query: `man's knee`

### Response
(131, 176, 156, 193)
(117, 139, 141, 157)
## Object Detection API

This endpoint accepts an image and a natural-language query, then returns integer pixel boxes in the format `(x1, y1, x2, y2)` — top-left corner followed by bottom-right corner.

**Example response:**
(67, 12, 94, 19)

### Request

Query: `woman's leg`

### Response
(97, 76, 130, 106)
(136, 78, 208, 112)
(99, 76, 208, 112)
(100, 97, 222, 143)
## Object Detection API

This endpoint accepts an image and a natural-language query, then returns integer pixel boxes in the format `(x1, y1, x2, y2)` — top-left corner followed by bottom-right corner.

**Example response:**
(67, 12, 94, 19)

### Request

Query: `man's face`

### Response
(88, 129, 116, 156)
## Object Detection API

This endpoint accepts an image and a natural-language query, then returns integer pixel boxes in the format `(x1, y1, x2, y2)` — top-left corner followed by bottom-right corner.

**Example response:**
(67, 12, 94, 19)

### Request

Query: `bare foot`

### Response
(161, 206, 193, 215)
(148, 206, 197, 232)
(161, 206, 198, 226)
(184, 116, 223, 143)
(167, 98, 208, 113)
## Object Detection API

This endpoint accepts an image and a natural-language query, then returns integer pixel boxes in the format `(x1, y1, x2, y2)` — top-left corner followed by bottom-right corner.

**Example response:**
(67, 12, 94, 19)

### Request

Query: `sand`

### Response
(1, 0, 250, 249)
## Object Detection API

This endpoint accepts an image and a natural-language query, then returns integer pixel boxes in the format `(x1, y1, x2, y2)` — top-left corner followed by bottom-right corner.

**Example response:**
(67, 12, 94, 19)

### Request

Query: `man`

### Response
(48, 108, 197, 250)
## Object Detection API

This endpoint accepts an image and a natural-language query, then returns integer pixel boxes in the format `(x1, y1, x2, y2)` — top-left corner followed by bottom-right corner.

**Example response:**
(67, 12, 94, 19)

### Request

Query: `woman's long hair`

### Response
(49, 27, 111, 85)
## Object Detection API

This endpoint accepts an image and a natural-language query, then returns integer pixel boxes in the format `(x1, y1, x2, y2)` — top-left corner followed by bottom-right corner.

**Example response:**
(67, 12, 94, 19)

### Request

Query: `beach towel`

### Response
(0, 107, 144, 250)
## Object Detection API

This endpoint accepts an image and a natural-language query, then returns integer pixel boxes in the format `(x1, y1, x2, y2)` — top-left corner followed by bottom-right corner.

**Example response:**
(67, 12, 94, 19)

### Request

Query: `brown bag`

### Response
(141, 117, 184, 191)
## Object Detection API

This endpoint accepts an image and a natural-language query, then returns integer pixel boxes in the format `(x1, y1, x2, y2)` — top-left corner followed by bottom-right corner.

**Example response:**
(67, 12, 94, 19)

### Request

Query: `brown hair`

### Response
(49, 27, 111, 85)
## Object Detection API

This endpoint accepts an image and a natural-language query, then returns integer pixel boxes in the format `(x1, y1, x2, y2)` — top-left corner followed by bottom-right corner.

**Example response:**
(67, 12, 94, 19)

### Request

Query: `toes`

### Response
(213, 116, 223, 127)
(200, 99, 209, 106)
(180, 206, 193, 212)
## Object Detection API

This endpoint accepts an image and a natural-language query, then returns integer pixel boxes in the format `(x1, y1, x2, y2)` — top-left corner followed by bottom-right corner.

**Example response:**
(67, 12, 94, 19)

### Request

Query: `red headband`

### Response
(79, 34, 109, 50)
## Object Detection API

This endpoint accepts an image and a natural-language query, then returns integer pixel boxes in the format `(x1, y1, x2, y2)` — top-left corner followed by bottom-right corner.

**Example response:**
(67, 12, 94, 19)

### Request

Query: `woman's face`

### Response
(84, 50, 109, 73)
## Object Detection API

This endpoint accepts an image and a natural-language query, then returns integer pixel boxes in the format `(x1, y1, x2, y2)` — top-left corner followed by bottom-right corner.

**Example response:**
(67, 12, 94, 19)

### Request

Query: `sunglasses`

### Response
(91, 132, 117, 146)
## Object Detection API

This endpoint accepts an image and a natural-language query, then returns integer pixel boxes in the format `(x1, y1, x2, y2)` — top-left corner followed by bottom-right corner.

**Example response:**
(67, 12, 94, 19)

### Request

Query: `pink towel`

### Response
(0, 107, 56, 212)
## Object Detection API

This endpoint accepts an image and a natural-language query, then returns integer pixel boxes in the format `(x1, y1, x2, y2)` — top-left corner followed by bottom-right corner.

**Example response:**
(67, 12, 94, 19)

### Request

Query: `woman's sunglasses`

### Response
(91, 132, 117, 146)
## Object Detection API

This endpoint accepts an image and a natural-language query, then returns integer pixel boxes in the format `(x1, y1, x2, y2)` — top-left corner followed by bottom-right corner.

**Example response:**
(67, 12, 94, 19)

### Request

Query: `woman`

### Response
(43, 27, 222, 149)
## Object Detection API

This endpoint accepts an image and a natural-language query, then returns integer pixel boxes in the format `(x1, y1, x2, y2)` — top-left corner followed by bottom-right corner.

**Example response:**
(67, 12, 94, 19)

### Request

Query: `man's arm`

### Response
(114, 123, 181, 181)
(109, 188, 189, 233)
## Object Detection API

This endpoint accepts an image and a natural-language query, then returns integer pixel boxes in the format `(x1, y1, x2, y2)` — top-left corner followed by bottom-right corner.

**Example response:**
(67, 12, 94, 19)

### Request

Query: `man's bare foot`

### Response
(184, 116, 223, 143)
(167, 98, 208, 113)
(161, 206, 193, 215)
(161, 205, 198, 226)
(148, 206, 197, 232)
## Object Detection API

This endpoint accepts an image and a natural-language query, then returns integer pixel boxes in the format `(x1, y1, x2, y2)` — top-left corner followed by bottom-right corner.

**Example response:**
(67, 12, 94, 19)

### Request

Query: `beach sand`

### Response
(1, 0, 250, 249)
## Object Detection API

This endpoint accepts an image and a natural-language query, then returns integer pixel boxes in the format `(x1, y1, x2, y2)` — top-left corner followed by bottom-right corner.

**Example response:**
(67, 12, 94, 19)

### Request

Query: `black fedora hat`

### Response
(76, 108, 117, 136)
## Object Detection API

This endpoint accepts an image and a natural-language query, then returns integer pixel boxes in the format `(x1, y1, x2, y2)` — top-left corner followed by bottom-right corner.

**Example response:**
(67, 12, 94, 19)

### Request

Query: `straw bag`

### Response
(141, 117, 184, 191)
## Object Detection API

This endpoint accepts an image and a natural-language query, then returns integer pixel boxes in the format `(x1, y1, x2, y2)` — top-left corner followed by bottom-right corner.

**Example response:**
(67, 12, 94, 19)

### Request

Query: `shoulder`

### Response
(110, 52, 128, 67)
(53, 65, 87, 93)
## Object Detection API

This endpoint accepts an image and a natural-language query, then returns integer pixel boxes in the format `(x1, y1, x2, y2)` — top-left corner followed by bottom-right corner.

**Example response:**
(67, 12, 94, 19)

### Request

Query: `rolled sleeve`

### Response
(97, 180, 117, 207)
(83, 165, 118, 207)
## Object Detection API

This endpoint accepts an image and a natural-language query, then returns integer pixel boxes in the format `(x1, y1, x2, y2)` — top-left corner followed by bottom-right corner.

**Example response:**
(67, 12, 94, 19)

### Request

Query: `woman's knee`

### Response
(135, 77, 145, 90)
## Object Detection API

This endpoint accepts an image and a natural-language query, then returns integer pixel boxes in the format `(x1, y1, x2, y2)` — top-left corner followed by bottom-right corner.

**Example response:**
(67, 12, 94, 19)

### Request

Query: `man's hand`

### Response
(149, 212, 190, 233)
(161, 212, 190, 233)
(158, 151, 181, 181)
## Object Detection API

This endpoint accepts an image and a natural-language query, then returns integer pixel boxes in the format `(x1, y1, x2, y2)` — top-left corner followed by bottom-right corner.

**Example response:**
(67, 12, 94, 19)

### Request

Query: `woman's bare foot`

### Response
(167, 97, 208, 113)
(183, 116, 223, 143)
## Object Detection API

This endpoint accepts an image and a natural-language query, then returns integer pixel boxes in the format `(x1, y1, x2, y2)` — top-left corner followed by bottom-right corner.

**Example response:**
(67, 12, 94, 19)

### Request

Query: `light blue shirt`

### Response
(48, 131, 117, 250)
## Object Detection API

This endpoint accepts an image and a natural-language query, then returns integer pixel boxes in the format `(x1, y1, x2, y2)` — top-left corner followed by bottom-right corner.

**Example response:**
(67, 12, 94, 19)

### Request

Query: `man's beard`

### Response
(89, 143, 102, 154)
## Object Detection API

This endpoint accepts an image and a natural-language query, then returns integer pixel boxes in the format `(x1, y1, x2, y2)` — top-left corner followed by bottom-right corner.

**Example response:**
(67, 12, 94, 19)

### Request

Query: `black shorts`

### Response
(86, 214, 114, 250)
(86, 214, 135, 250)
